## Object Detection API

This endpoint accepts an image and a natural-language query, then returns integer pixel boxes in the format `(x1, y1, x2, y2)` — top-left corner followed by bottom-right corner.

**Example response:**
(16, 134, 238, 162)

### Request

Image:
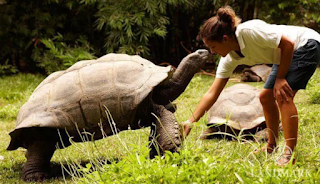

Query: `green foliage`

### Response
(0, 0, 67, 70)
(0, 60, 18, 75)
(61, 0, 218, 62)
(306, 69, 320, 104)
(259, 0, 320, 32)
(0, 0, 101, 73)
(79, 149, 226, 183)
(1, 0, 320, 74)
(95, 0, 170, 56)
(78, 146, 317, 183)
(32, 34, 96, 74)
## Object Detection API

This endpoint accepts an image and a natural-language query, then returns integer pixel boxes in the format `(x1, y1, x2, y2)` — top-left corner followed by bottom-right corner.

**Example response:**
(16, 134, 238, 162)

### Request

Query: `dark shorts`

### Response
(264, 39, 320, 90)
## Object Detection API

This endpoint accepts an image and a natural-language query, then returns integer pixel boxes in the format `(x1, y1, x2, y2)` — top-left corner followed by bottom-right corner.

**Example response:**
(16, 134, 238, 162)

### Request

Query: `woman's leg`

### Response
(276, 90, 299, 165)
(259, 89, 280, 150)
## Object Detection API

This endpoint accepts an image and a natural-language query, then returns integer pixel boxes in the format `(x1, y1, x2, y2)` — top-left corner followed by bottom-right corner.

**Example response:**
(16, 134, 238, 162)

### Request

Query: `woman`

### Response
(184, 6, 320, 166)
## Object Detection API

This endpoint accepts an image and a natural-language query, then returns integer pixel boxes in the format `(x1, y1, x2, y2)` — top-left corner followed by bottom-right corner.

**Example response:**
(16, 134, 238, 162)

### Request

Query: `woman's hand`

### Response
(273, 78, 293, 101)
(183, 120, 192, 137)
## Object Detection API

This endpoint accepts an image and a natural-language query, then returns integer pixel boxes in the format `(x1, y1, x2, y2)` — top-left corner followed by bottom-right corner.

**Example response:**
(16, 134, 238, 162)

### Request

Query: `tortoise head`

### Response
(180, 49, 209, 72)
(152, 49, 209, 105)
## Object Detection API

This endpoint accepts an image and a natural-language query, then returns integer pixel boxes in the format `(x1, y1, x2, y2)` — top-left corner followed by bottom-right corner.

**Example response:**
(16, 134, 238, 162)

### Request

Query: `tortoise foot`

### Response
(22, 170, 50, 182)
(22, 162, 51, 182)
(22, 140, 56, 182)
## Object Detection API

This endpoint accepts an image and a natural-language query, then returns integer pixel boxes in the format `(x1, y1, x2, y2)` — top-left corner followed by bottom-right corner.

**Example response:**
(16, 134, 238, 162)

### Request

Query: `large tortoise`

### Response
(201, 84, 267, 140)
(7, 50, 209, 181)
(241, 64, 272, 82)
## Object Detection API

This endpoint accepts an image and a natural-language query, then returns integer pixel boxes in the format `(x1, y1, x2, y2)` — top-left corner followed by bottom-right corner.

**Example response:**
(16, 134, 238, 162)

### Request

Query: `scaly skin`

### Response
(153, 50, 208, 105)
(22, 140, 56, 182)
(149, 104, 181, 158)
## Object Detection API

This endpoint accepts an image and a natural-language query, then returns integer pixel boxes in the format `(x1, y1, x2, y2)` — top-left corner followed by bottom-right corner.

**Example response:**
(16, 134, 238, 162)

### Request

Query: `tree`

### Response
(258, 0, 320, 32)
(1, 0, 319, 74)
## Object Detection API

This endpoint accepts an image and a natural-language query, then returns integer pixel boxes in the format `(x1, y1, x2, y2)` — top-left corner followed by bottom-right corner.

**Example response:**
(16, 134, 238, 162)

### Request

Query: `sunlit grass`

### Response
(0, 70, 320, 183)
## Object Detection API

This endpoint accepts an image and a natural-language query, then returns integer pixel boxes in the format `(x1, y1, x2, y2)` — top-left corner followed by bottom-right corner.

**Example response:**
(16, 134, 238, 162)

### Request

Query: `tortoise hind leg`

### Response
(22, 140, 56, 182)
(148, 104, 182, 158)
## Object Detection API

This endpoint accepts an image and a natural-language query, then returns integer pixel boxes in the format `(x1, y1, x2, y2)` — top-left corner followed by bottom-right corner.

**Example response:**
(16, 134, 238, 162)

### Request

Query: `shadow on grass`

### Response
(50, 157, 118, 180)
(7, 158, 118, 181)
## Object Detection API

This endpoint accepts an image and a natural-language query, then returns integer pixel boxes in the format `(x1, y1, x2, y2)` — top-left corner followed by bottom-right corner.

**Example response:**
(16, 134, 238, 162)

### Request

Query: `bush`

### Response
(0, 60, 18, 75)
(32, 34, 96, 74)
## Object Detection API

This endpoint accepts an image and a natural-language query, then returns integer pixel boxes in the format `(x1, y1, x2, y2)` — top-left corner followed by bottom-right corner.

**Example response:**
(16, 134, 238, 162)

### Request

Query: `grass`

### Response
(0, 70, 320, 183)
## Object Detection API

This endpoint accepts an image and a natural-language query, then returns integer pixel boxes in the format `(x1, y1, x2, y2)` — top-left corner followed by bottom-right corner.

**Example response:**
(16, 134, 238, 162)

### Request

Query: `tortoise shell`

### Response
(9, 53, 172, 148)
(208, 84, 265, 130)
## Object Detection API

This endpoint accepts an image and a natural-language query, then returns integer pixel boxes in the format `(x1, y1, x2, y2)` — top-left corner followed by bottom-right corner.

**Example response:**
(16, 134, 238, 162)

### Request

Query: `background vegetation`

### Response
(1, 0, 320, 75)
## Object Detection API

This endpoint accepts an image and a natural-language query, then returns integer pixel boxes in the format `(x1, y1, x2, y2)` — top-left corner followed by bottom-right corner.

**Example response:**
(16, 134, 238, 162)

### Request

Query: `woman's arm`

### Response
(184, 77, 229, 136)
(274, 35, 295, 101)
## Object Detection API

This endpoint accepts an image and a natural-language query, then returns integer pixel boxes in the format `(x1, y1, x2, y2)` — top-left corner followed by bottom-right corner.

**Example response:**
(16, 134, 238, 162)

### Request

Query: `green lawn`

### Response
(1, 70, 320, 183)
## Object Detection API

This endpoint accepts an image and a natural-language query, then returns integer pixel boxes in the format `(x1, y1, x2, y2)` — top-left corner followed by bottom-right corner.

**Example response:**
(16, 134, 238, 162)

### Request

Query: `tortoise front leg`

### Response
(148, 105, 182, 158)
(22, 140, 56, 182)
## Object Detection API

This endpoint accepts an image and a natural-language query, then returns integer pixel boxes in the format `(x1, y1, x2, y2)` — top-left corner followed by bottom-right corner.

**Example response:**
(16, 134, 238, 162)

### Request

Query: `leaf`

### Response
(234, 172, 244, 184)
(154, 28, 167, 37)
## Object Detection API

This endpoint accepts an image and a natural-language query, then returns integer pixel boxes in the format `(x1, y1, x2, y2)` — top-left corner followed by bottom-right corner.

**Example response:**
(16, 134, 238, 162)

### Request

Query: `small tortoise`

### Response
(201, 84, 267, 140)
(241, 64, 272, 82)
(7, 50, 209, 181)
